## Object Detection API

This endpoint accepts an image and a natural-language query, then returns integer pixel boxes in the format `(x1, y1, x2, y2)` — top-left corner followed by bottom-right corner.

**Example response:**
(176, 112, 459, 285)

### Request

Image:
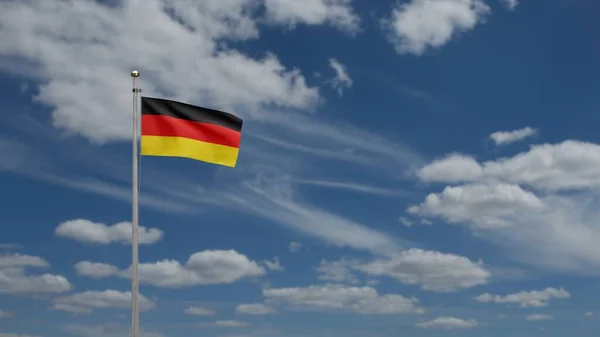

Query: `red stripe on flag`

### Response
(141, 115, 241, 148)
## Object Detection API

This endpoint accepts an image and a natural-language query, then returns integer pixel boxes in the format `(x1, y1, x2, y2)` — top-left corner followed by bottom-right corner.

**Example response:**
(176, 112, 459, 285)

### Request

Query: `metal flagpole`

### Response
(130, 70, 141, 337)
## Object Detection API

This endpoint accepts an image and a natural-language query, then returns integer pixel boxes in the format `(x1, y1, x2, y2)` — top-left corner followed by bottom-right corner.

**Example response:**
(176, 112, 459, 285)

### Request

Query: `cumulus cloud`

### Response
(483, 140, 600, 191)
(201, 320, 249, 328)
(351, 294, 425, 314)
(414, 140, 600, 275)
(130, 250, 265, 287)
(263, 0, 360, 33)
(183, 306, 216, 316)
(263, 284, 424, 314)
(235, 303, 276, 315)
(525, 314, 553, 321)
(52, 290, 155, 314)
(74, 262, 119, 279)
(354, 249, 490, 292)
(55, 219, 163, 245)
(75, 250, 265, 287)
(383, 0, 490, 55)
(418, 154, 483, 182)
(408, 183, 544, 229)
(0, 0, 322, 143)
(0, 254, 72, 294)
(489, 127, 537, 146)
(327, 58, 353, 95)
(416, 316, 478, 329)
(63, 323, 163, 337)
(417, 141, 600, 191)
(0, 254, 48, 268)
(475, 287, 570, 308)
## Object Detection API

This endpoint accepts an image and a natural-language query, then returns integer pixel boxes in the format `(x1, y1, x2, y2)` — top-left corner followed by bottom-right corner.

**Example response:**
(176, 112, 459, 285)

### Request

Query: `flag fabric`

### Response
(140, 97, 243, 167)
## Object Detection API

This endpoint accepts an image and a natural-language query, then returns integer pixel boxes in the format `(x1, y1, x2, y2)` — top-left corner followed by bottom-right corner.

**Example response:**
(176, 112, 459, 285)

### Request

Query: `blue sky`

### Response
(1, 0, 599, 336)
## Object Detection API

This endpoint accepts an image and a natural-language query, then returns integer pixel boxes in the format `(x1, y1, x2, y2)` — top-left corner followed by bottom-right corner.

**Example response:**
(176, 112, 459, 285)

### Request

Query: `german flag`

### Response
(140, 97, 243, 167)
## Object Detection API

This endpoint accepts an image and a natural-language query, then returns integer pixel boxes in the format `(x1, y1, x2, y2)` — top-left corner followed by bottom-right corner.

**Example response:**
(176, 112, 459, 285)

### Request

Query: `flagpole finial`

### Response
(131, 70, 140, 78)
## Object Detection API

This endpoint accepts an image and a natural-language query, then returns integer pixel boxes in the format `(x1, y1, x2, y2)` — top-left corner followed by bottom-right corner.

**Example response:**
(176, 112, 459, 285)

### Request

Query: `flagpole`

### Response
(130, 70, 141, 337)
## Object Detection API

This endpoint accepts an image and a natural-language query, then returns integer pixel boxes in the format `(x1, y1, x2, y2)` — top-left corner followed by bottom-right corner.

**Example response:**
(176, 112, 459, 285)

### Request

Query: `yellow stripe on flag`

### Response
(141, 135, 240, 167)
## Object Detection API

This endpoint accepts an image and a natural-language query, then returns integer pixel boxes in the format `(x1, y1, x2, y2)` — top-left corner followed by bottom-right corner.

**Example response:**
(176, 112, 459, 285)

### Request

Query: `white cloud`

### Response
(315, 259, 360, 284)
(327, 58, 353, 96)
(0, 254, 48, 268)
(475, 287, 570, 308)
(235, 303, 276, 315)
(383, 0, 490, 55)
(131, 250, 265, 287)
(263, 0, 360, 33)
(483, 140, 600, 191)
(417, 141, 600, 191)
(202, 320, 249, 328)
(288, 241, 302, 253)
(0, 268, 72, 294)
(0, 0, 319, 143)
(75, 250, 265, 287)
(490, 127, 537, 146)
(74, 261, 119, 279)
(354, 249, 490, 292)
(418, 154, 483, 182)
(525, 314, 553, 321)
(263, 284, 423, 314)
(504, 0, 519, 10)
(263, 257, 284, 271)
(351, 294, 425, 314)
(52, 290, 155, 314)
(416, 316, 478, 329)
(408, 183, 544, 229)
(63, 323, 163, 337)
(55, 219, 163, 245)
(184, 306, 216, 316)
(585, 311, 594, 317)
(414, 141, 600, 275)
(264, 284, 374, 309)
(0, 254, 72, 295)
